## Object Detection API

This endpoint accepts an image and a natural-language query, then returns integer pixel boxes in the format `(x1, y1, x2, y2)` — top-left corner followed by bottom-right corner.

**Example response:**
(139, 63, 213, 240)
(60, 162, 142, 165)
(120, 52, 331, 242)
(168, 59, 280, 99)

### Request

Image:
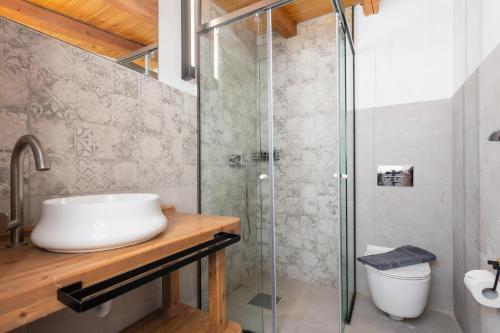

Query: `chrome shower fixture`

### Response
(489, 131, 500, 141)
(228, 154, 243, 167)
(251, 149, 281, 162)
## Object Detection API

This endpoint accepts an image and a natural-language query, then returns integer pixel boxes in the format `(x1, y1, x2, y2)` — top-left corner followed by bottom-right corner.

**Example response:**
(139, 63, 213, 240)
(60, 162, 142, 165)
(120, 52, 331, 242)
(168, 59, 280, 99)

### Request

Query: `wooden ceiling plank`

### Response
(26, 0, 158, 46)
(105, 0, 157, 22)
(0, 0, 143, 58)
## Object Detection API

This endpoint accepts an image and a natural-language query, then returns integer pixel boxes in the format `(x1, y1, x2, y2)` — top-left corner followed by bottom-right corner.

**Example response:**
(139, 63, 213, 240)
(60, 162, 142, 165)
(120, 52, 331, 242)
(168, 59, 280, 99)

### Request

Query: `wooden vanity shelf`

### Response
(0, 206, 242, 333)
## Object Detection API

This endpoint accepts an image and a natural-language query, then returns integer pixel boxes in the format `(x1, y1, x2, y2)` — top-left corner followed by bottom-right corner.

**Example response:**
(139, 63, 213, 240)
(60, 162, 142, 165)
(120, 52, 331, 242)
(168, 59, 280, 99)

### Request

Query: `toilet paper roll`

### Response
(464, 270, 500, 308)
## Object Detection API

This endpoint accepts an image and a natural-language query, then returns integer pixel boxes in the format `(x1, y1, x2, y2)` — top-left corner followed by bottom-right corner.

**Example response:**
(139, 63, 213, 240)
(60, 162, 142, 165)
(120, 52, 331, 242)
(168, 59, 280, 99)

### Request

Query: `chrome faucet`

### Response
(1, 135, 50, 248)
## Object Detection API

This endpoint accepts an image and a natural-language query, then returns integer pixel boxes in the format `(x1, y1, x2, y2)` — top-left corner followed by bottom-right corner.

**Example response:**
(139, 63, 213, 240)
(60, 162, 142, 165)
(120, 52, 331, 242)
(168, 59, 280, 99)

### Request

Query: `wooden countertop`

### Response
(0, 208, 240, 332)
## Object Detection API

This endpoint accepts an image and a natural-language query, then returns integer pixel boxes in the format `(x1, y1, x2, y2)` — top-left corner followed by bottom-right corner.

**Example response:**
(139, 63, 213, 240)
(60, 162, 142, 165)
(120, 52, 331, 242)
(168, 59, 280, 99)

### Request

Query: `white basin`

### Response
(31, 193, 167, 253)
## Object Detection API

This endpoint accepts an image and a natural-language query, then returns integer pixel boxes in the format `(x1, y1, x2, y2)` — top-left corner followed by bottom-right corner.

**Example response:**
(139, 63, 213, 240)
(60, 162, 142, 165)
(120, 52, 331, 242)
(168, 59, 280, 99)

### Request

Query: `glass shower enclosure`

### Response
(336, 8, 356, 330)
(198, 1, 356, 332)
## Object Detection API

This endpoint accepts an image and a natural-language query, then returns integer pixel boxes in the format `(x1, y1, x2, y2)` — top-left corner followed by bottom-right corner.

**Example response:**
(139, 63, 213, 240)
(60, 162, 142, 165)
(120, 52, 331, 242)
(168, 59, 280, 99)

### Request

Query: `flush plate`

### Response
(377, 165, 414, 187)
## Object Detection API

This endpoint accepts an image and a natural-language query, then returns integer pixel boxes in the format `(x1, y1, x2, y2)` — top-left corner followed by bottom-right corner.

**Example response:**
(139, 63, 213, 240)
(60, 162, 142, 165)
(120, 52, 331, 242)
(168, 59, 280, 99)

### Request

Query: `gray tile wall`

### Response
(0, 18, 198, 332)
(477, 41, 500, 333)
(355, 100, 454, 312)
(452, 41, 500, 333)
(451, 70, 482, 333)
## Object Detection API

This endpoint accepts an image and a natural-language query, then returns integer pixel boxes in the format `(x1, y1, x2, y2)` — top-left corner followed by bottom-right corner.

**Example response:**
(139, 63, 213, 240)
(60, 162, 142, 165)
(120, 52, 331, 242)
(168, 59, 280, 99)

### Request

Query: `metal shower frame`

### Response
(195, 1, 356, 332)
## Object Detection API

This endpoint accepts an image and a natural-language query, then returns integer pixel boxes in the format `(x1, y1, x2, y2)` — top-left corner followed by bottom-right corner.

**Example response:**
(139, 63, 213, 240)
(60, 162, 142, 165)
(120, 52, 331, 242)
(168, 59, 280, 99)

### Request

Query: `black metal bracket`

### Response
(487, 260, 500, 291)
(58, 232, 240, 313)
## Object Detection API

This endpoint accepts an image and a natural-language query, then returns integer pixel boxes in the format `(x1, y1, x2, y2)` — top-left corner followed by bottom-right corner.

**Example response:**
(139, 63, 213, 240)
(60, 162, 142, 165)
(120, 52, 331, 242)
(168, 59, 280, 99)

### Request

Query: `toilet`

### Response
(364, 245, 432, 320)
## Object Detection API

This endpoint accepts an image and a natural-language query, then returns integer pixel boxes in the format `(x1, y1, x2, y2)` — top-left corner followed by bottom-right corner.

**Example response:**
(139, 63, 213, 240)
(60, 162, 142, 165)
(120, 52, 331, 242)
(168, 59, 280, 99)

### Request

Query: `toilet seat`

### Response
(365, 263, 431, 280)
(364, 244, 431, 280)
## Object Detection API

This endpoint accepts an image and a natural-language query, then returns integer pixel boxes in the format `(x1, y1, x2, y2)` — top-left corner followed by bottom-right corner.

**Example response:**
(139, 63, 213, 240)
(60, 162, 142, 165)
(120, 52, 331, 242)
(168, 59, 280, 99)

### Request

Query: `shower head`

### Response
(489, 131, 500, 142)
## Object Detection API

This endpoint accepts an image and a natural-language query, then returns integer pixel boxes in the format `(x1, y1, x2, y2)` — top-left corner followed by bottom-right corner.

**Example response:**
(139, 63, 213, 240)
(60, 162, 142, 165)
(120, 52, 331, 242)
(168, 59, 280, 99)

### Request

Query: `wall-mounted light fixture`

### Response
(182, 0, 196, 81)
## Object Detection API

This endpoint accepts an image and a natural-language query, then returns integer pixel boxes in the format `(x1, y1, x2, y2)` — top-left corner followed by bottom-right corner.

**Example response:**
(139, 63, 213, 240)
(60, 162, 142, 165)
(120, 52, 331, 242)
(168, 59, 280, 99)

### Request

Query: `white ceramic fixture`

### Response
(31, 193, 167, 253)
(464, 270, 500, 308)
(364, 245, 432, 321)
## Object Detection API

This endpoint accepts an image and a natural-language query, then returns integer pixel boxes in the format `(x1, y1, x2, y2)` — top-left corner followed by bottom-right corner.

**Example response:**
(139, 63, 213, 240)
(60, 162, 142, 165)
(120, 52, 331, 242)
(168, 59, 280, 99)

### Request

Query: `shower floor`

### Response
(227, 273, 339, 333)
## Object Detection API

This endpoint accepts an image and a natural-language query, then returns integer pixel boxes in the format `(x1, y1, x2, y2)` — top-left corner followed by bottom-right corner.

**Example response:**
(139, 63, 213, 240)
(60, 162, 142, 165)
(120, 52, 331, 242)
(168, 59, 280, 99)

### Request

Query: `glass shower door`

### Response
(198, 11, 271, 333)
(337, 13, 356, 332)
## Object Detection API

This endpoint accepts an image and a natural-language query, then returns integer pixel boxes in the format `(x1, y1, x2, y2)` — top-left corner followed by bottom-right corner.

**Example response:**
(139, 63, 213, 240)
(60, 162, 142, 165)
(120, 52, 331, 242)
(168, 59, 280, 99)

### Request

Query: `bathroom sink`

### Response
(31, 193, 167, 253)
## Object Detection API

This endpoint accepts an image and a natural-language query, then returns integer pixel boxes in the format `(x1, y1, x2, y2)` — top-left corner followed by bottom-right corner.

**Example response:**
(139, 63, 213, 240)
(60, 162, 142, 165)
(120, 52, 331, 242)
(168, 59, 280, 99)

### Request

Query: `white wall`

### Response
(354, 0, 500, 109)
(453, 0, 500, 91)
(354, 0, 454, 109)
(158, 0, 197, 96)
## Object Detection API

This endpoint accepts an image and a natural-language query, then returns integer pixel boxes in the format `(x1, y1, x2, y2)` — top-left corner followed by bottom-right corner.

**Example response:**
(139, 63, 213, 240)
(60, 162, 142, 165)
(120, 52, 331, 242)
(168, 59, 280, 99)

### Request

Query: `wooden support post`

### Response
(162, 271, 180, 318)
(209, 249, 227, 333)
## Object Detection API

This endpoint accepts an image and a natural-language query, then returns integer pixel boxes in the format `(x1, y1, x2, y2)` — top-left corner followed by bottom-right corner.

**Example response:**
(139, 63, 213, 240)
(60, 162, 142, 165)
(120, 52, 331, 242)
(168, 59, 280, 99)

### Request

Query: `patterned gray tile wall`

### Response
(0, 17, 198, 332)
(271, 14, 339, 287)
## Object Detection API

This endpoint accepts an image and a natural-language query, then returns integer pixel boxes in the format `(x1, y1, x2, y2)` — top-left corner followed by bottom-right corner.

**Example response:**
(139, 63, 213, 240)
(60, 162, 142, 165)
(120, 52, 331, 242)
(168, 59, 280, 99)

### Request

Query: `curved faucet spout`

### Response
(12, 135, 50, 171)
(9, 135, 50, 247)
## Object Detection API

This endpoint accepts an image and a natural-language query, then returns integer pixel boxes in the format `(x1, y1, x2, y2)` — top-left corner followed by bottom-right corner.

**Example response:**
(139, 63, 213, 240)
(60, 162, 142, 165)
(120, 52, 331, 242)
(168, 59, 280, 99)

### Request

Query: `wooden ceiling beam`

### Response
(0, 0, 144, 59)
(343, 0, 380, 16)
(272, 7, 297, 38)
(362, 0, 380, 16)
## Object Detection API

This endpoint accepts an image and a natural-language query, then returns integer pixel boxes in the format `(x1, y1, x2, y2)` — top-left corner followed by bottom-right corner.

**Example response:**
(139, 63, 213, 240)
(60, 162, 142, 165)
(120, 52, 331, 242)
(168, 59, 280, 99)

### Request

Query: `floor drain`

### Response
(248, 292, 281, 310)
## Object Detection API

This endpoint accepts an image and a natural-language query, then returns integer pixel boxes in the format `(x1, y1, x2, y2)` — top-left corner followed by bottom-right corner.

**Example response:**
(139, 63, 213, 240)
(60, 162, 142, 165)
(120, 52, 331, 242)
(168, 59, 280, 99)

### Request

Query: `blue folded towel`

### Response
(357, 245, 437, 270)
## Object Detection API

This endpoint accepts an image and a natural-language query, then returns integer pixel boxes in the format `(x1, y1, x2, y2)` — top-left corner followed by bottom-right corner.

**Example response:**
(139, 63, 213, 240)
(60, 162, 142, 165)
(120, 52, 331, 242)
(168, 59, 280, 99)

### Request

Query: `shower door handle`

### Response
(333, 173, 348, 180)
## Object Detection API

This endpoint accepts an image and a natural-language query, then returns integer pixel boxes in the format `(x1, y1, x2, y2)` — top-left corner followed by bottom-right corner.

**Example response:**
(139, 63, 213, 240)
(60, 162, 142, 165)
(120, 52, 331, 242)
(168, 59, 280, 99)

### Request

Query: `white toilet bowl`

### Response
(365, 245, 432, 320)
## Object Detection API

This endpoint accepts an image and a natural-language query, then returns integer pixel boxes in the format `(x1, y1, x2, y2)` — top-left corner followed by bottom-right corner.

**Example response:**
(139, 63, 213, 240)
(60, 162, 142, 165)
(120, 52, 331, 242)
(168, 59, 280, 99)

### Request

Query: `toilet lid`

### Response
(364, 245, 431, 280)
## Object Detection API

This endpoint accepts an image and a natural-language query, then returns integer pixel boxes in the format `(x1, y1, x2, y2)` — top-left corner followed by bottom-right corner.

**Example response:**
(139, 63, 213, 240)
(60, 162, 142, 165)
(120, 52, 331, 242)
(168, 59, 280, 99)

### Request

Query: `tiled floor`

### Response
(227, 274, 338, 333)
(345, 294, 462, 333)
(228, 273, 462, 333)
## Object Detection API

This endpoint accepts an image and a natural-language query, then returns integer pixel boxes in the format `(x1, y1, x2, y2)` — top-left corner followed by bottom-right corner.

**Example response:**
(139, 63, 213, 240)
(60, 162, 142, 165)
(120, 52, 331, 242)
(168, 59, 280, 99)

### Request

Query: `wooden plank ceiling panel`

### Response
(25, 0, 158, 45)
(0, 0, 377, 72)
(213, 0, 378, 38)
(0, 0, 142, 58)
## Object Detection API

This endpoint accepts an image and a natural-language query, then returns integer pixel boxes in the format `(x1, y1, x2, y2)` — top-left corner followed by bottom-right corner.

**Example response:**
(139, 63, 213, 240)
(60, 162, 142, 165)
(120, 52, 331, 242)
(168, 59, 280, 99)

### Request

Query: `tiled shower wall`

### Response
(201, 4, 339, 290)
(0, 18, 197, 332)
(272, 14, 338, 287)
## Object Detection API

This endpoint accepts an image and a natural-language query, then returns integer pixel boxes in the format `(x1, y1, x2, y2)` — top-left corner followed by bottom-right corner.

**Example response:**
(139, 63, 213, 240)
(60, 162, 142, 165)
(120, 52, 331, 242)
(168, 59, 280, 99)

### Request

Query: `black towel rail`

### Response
(58, 232, 240, 313)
